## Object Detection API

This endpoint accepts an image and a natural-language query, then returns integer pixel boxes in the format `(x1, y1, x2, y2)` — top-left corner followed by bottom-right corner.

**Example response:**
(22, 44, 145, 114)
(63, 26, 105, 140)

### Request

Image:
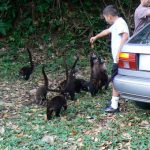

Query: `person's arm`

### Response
(146, 9, 150, 16)
(90, 29, 111, 44)
(116, 32, 129, 63)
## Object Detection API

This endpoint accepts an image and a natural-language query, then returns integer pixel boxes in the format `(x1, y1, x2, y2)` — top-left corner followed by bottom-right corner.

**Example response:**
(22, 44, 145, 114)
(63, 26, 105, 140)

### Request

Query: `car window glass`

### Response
(128, 24, 150, 45)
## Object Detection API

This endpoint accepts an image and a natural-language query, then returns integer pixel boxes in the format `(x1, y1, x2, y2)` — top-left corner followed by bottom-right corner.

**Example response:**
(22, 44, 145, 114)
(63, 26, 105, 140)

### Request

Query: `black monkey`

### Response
(48, 56, 79, 100)
(36, 65, 48, 105)
(88, 52, 109, 96)
(55, 56, 79, 100)
(74, 78, 89, 93)
(19, 48, 34, 80)
(47, 94, 67, 120)
(62, 55, 79, 100)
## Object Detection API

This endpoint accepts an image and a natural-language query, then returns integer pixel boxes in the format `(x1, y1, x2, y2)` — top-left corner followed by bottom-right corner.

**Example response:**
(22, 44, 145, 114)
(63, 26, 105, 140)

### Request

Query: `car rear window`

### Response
(128, 24, 150, 45)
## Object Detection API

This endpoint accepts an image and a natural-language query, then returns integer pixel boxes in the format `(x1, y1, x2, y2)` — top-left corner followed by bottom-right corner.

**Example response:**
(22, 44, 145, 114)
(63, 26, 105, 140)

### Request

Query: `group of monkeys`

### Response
(19, 48, 110, 120)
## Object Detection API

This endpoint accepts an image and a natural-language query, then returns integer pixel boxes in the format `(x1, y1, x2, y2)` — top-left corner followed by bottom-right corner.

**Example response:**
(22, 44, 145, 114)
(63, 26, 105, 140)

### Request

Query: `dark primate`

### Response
(74, 78, 89, 93)
(54, 56, 79, 100)
(47, 94, 67, 120)
(85, 81, 98, 96)
(19, 48, 34, 80)
(36, 65, 48, 105)
(89, 52, 109, 96)
(62, 56, 79, 100)
(58, 57, 68, 90)
(58, 56, 88, 94)
(58, 78, 88, 93)
(48, 56, 79, 100)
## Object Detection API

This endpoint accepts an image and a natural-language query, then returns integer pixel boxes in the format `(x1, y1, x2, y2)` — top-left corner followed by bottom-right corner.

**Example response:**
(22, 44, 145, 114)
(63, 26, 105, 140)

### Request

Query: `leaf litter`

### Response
(0, 66, 150, 149)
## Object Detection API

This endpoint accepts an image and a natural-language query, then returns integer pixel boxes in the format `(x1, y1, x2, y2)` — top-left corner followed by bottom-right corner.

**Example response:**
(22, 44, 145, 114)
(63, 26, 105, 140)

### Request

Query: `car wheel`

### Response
(135, 101, 150, 109)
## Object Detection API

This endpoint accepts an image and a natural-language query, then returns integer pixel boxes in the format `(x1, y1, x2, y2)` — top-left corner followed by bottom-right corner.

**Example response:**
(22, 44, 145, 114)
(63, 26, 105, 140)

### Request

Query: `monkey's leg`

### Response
(47, 109, 53, 120)
(104, 80, 109, 90)
(63, 104, 67, 110)
(39, 98, 43, 105)
(70, 92, 75, 100)
(55, 108, 61, 117)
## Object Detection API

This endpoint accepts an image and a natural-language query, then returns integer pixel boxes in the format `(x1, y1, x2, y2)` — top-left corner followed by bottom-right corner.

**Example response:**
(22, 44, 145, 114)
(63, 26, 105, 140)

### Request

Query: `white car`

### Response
(114, 23, 150, 108)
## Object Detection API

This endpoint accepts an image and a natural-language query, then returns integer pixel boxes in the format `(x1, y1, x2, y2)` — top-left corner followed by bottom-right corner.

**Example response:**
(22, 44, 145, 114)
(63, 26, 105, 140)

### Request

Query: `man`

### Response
(90, 5, 129, 113)
(134, 0, 150, 34)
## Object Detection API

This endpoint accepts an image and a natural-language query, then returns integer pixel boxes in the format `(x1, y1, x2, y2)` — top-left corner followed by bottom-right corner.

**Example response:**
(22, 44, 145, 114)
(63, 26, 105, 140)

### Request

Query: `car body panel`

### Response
(118, 69, 150, 79)
(114, 75, 150, 103)
(122, 44, 150, 54)
(114, 23, 150, 103)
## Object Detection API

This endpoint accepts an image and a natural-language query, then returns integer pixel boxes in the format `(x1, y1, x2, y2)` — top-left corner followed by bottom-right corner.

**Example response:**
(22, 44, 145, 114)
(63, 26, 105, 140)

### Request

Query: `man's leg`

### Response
(110, 84, 119, 109)
(104, 63, 119, 112)
(105, 85, 119, 112)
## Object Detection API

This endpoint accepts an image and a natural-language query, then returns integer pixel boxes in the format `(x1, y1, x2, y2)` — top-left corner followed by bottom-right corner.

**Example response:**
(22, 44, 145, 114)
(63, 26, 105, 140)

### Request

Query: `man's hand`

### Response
(89, 29, 110, 49)
(90, 36, 97, 44)
(90, 36, 97, 48)
(116, 53, 120, 64)
(116, 32, 129, 63)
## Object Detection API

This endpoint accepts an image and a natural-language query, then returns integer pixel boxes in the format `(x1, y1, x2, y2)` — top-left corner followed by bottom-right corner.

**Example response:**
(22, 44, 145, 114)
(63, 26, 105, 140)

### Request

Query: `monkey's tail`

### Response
(27, 48, 34, 69)
(42, 65, 49, 90)
(70, 55, 79, 72)
(64, 56, 69, 81)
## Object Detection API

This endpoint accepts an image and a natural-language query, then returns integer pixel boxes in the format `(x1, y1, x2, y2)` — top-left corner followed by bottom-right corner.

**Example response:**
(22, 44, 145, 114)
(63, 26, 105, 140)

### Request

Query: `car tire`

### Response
(135, 101, 150, 109)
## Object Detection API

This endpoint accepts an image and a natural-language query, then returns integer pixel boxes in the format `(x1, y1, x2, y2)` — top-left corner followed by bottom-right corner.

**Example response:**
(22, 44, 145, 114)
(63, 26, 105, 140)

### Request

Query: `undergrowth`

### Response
(0, 1, 150, 150)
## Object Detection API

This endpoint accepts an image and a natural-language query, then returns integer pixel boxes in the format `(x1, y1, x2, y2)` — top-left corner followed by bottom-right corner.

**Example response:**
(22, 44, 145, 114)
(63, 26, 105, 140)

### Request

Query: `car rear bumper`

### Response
(114, 75, 150, 103)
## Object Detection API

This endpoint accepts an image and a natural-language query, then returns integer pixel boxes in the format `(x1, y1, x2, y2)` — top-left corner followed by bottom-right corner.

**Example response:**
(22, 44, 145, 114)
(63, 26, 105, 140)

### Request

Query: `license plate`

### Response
(139, 54, 150, 71)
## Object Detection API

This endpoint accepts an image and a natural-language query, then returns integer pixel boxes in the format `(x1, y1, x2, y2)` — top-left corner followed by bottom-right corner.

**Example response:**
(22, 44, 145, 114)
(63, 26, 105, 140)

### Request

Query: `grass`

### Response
(1, 83, 150, 150)
(0, 45, 150, 150)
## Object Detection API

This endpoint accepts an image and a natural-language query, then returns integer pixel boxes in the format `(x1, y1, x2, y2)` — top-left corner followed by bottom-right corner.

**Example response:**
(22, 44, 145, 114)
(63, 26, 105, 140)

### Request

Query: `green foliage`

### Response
(1, 90, 150, 149)
(0, 2, 149, 150)
(0, 20, 11, 35)
(0, 0, 137, 81)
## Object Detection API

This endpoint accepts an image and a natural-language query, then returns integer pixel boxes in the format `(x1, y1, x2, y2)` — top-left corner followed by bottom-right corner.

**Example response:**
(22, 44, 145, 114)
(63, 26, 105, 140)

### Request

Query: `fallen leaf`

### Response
(30, 89, 36, 95)
(16, 133, 24, 138)
(128, 122, 132, 126)
(77, 138, 82, 142)
(78, 142, 84, 147)
(3, 113, 9, 118)
(72, 130, 77, 136)
(61, 116, 67, 121)
(0, 126, 5, 135)
(42, 135, 55, 144)
(68, 145, 77, 150)
(94, 137, 98, 142)
(120, 123, 125, 127)
(122, 133, 132, 140)
(140, 120, 149, 127)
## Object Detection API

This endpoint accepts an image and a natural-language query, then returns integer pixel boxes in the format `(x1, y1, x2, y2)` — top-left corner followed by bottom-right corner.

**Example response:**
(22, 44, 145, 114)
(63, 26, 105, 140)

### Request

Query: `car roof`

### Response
(122, 23, 150, 53)
(131, 23, 150, 38)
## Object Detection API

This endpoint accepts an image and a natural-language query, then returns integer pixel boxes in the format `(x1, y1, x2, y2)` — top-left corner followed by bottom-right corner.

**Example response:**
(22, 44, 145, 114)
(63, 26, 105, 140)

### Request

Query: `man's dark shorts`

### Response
(111, 63, 118, 81)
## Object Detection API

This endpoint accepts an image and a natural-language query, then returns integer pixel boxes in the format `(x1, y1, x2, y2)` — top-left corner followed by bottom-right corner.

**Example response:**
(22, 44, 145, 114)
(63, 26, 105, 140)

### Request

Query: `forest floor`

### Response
(0, 56, 150, 149)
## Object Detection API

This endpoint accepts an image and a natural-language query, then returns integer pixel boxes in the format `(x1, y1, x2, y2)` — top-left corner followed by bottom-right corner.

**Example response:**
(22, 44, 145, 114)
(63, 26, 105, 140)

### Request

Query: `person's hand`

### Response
(90, 36, 96, 44)
(116, 53, 120, 64)
(90, 36, 96, 49)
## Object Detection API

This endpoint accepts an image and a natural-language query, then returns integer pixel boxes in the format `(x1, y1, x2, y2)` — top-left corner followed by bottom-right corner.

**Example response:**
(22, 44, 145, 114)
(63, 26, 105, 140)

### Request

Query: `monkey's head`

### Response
(19, 68, 30, 80)
(85, 81, 98, 96)
(90, 52, 100, 64)
(19, 69, 26, 79)
(80, 80, 89, 91)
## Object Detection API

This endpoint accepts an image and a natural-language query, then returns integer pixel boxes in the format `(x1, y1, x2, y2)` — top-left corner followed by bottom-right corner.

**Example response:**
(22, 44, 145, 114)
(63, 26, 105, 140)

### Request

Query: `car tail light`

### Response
(118, 53, 137, 70)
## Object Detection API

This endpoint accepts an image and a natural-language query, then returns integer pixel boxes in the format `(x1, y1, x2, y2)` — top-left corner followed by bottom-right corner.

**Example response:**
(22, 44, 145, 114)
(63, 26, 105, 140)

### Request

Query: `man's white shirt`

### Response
(108, 17, 129, 63)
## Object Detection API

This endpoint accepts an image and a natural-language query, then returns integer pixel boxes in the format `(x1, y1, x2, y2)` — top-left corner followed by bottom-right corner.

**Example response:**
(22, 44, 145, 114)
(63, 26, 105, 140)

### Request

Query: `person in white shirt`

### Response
(90, 5, 129, 113)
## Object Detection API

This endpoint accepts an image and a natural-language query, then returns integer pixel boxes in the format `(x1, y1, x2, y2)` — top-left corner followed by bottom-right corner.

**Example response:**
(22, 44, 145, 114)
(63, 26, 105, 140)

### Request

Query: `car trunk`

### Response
(118, 44, 150, 78)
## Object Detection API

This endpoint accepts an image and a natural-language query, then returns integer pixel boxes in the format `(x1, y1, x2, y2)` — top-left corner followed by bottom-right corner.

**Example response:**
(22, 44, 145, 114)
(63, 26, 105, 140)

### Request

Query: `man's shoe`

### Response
(105, 100, 120, 108)
(104, 106, 119, 113)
